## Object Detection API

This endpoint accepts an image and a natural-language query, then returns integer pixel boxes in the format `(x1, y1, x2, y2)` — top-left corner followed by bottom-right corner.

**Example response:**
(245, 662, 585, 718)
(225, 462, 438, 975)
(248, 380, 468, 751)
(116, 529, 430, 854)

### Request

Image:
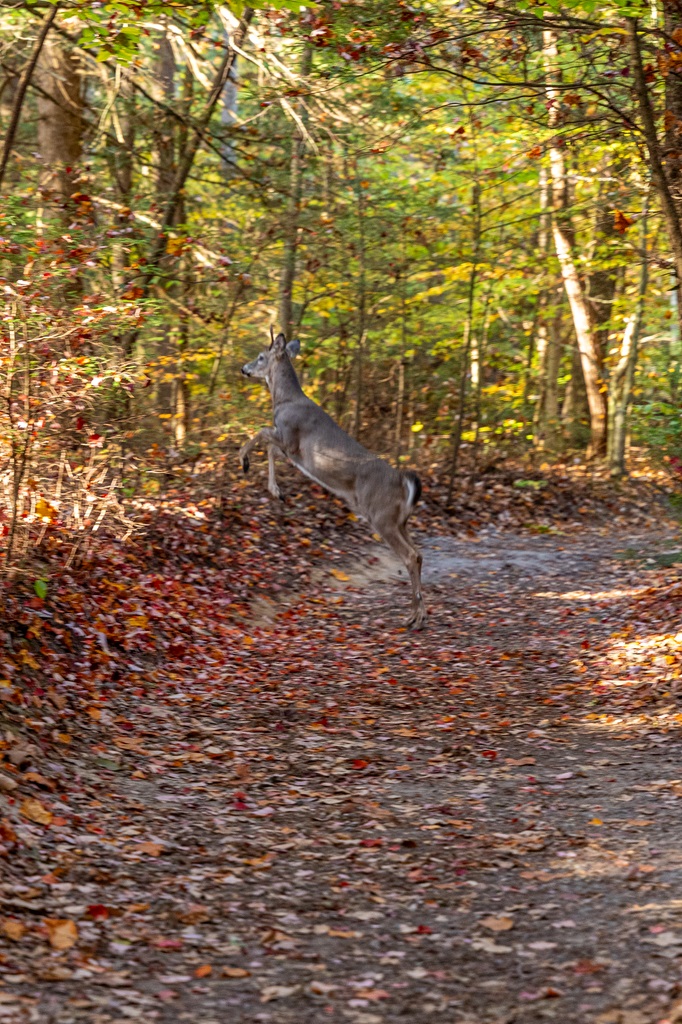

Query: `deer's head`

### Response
(241, 330, 300, 383)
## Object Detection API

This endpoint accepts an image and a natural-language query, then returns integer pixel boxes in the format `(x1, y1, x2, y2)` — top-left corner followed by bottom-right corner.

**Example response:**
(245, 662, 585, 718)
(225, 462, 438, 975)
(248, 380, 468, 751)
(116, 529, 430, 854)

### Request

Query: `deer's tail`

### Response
(402, 470, 422, 513)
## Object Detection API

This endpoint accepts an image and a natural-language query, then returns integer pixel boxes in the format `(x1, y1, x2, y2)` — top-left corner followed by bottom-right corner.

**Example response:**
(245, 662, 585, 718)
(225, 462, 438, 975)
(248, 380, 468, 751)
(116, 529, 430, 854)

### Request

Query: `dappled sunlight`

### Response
(582, 710, 682, 731)
(534, 586, 649, 602)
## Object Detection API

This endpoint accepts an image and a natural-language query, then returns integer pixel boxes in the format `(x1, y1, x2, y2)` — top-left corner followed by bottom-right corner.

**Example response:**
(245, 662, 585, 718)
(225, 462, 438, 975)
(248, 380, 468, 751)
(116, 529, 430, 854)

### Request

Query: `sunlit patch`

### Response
(535, 587, 648, 602)
(583, 709, 682, 730)
(616, 632, 682, 654)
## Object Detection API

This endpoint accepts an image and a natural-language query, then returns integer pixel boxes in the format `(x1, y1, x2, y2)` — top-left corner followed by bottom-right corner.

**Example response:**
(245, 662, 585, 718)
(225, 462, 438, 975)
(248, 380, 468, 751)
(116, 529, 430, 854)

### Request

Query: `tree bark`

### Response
(110, 68, 135, 293)
(0, 4, 59, 192)
(34, 33, 83, 205)
(446, 181, 480, 505)
(627, 16, 682, 341)
(278, 44, 312, 339)
(544, 27, 607, 457)
(608, 194, 649, 477)
(352, 160, 367, 439)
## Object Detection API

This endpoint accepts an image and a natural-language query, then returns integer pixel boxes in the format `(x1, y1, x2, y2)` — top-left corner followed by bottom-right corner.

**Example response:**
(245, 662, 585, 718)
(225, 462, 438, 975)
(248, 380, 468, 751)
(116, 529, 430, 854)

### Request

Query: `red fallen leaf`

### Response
(76, 416, 85, 430)
(352, 759, 369, 770)
(481, 749, 498, 760)
(416, 924, 432, 934)
(573, 959, 604, 975)
(360, 838, 383, 848)
(87, 905, 110, 920)
(150, 937, 184, 950)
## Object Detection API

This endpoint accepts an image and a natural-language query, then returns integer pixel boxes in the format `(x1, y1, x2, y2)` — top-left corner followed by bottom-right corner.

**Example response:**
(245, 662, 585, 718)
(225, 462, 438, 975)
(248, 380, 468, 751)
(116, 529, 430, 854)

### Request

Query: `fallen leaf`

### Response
(1, 918, 26, 941)
(21, 797, 52, 825)
(480, 915, 514, 932)
(472, 937, 512, 954)
(260, 984, 299, 1002)
(194, 965, 212, 978)
(222, 966, 251, 979)
(45, 918, 78, 950)
(133, 841, 163, 856)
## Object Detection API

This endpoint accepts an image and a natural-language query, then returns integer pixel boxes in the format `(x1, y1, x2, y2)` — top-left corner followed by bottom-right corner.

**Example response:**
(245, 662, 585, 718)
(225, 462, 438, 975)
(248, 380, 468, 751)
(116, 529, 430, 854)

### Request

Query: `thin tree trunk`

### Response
(533, 169, 561, 449)
(35, 34, 83, 206)
(394, 258, 407, 467)
(627, 17, 682, 340)
(0, 4, 59, 191)
(446, 181, 481, 505)
(353, 162, 367, 439)
(608, 192, 649, 476)
(278, 44, 312, 338)
(154, 23, 177, 422)
(110, 68, 135, 293)
(544, 27, 607, 457)
(122, 7, 253, 355)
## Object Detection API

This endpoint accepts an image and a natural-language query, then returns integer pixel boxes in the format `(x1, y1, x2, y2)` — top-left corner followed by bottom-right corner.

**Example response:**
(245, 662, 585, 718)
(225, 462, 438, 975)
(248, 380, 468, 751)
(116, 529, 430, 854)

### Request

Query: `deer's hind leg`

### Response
(374, 514, 425, 630)
(267, 445, 283, 500)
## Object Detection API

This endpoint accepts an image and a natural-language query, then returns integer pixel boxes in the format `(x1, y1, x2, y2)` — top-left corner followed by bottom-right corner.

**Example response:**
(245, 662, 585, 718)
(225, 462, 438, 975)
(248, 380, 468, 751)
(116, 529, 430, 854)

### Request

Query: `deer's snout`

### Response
(241, 365, 251, 377)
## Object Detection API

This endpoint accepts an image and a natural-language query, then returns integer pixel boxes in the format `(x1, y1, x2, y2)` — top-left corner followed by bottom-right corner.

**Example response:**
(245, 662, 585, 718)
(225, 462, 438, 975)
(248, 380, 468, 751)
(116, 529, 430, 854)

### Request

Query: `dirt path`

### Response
(3, 522, 682, 1024)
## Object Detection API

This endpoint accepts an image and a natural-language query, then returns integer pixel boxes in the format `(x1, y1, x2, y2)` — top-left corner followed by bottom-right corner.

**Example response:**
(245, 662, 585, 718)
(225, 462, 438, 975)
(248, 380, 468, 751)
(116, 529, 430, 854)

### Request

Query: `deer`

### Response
(239, 329, 425, 629)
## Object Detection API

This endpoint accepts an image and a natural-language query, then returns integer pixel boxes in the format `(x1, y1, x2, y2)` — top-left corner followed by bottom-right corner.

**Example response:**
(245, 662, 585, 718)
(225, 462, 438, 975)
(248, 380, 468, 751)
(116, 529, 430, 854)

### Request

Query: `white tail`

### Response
(240, 331, 425, 629)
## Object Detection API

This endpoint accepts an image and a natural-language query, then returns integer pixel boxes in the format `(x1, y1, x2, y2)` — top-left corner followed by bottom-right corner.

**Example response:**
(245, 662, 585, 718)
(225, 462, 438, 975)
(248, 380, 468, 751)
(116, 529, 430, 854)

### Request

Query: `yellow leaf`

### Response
(2, 918, 26, 941)
(21, 798, 53, 825)
(590, 818, 603, 826)
(411, 422, 424, 432)
(126, 615, 148, 629)
(45, 918, 78, 950)
(35, 497, 57, 521)
(330, 569, 349, 582)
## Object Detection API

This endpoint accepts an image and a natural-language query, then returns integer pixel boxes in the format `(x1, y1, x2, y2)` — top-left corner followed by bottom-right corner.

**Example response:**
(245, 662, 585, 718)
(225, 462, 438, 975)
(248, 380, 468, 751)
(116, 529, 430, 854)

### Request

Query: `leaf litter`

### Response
(0, 463, 681, 1022)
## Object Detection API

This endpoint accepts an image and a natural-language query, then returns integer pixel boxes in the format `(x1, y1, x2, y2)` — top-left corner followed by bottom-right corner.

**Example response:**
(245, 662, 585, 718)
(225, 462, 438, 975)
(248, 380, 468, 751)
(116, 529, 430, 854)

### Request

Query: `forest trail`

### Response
(3, 518, 682, 1024)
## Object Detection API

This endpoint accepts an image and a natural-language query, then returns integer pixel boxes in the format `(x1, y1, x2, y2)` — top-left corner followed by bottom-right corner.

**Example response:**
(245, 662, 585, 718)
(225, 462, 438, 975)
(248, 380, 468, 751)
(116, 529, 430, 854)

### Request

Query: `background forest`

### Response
(1, 0, 681, 568)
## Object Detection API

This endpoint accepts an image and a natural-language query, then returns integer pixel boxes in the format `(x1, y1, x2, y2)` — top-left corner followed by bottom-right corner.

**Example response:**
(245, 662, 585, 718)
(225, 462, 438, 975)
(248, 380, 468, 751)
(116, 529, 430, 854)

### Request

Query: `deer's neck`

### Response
(269, 359, 304, 409)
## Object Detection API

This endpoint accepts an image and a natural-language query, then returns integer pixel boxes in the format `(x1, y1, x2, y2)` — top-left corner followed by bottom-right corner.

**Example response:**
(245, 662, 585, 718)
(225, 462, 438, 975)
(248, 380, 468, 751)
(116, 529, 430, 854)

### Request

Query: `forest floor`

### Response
(2, 463, 682, 1023)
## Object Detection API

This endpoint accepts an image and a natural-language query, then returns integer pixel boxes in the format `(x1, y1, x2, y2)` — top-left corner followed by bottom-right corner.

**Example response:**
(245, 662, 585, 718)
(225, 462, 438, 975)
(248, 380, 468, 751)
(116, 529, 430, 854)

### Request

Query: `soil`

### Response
(3, 516, 682, 1024)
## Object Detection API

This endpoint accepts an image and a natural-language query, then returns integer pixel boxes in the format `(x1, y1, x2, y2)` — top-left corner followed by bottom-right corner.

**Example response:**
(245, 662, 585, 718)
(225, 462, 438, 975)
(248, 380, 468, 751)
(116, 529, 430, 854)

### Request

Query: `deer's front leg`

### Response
(239, 427, 282, 477)
(267, 445, 282, 500)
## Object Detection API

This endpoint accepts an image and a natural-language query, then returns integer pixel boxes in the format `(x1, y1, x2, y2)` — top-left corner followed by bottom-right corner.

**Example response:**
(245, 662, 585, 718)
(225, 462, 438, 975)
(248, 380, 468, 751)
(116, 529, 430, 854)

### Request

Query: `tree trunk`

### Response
(0, 4, 58, 192)
(34, 34, 83, 206)
(110, 69, 135, 293)
(278, 44, 312, 339)
(220, 20, 239, 176)
(627, 16, 682, 340)
(608, 196, 649, 476)
(154, 23, 177, 422)
(544, 27, 607, 457)
(446, 181, 481, 505)
(353, 162, 367, 439)
(533, 168, 562, 449)
(122, 8, 253, 355)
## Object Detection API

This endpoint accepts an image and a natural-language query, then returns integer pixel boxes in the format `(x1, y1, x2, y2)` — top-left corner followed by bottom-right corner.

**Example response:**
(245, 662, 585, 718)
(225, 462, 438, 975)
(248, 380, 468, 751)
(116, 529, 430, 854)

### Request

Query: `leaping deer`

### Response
(239, 330, 425, 629)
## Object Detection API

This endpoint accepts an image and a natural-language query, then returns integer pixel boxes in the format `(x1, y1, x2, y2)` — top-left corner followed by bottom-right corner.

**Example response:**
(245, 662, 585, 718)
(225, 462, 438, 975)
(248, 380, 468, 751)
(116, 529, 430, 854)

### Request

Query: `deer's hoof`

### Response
(406, 609, 427, 630)
(241, 455, 250, 474)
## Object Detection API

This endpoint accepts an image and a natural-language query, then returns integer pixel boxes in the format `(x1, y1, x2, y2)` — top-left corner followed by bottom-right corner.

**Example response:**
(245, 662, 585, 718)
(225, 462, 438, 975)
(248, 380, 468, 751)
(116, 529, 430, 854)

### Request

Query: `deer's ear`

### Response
(286, 338, 300, 359)
(270, 332, 286, 353)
